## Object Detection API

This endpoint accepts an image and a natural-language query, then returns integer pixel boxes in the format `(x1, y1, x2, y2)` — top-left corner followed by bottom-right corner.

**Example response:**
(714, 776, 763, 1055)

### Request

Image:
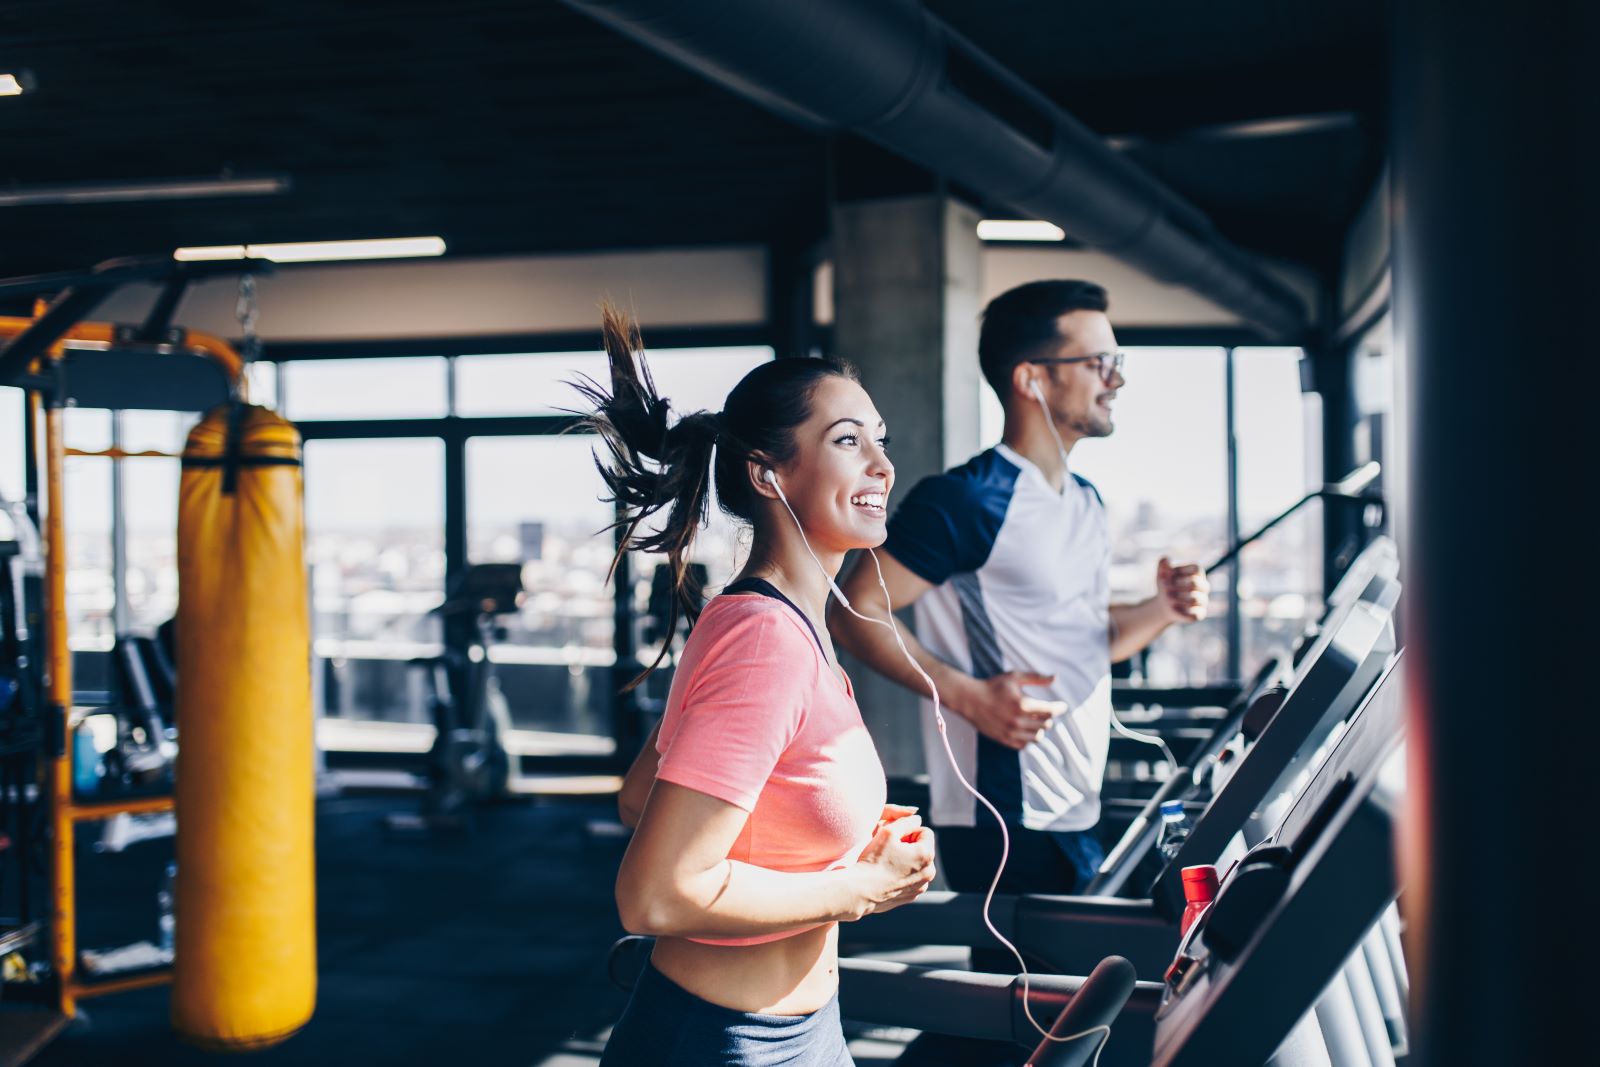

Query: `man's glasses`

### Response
(1029, 351, 1125, 383)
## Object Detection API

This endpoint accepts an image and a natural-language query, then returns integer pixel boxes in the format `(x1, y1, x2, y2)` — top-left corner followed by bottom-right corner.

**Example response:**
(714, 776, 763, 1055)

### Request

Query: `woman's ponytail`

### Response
(572, 305, 719, 688)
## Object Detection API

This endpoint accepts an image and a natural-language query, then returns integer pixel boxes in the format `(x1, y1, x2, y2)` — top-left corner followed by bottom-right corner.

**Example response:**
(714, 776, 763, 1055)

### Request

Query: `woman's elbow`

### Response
(615, 890, 652, 936)
(617, 796, 642, 829)
(616, 883, 686, 937)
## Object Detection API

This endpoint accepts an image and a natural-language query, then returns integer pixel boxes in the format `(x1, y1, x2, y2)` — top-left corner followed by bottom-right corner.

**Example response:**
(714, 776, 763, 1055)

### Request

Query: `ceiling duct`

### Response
(560, 0, 1310, 340)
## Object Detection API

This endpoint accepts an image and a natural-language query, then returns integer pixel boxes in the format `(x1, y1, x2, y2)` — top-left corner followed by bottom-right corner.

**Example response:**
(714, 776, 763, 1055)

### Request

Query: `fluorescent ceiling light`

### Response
(0, 174, 290, 207)
(1, 74, 26, 97)
(174, 236, 447, 264)
(977, 219, 1066, 242)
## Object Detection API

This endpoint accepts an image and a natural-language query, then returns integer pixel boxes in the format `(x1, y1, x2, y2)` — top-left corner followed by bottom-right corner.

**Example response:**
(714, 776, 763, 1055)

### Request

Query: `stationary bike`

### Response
(388, 563, 521, 833)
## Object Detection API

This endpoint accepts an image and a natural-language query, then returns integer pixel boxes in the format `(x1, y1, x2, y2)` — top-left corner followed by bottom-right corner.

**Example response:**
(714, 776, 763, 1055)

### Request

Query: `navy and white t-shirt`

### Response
(883, 443, 1111, 832)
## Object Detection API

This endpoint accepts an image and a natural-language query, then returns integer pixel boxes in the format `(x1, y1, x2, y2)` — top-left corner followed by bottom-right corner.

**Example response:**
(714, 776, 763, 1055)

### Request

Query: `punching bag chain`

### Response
(235, 274, 262, 389)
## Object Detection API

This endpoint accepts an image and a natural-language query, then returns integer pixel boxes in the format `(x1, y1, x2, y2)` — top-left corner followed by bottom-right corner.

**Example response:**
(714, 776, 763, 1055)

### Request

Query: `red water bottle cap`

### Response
(1180, 864, 1220, 903)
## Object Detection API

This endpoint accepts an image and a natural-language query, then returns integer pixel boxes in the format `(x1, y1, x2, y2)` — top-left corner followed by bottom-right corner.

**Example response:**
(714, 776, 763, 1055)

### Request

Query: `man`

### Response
(830, 279, 1209, 913)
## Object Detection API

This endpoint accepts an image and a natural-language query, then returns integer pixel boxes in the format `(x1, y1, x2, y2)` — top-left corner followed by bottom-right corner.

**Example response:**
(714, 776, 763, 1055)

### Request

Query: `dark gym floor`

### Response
(35, 793, 635, 1067)
(28, 791, 917, 1067)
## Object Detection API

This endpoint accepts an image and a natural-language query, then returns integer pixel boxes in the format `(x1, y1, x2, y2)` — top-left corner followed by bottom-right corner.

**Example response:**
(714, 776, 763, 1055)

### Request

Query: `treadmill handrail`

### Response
(1085, 655, 1285, 898)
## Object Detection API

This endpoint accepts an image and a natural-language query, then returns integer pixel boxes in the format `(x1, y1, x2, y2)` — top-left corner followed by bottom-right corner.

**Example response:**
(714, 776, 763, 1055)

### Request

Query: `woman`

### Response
(579, 307, 935, 1066)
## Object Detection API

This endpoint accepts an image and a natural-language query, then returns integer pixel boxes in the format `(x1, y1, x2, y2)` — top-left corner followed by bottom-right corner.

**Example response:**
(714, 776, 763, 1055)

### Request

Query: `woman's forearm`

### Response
(621, 859, 867, 939)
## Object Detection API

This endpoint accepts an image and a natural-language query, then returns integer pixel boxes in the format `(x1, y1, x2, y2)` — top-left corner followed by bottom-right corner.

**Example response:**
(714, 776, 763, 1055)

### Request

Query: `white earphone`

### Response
(761, 465, 851, 608)
(1029, 376, 1074, 472)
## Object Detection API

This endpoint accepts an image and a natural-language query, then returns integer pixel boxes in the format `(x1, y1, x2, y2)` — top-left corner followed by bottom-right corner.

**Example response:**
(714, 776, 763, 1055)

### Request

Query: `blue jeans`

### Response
(602, 960, 854, 1067)
(936, 822, 1106, 899)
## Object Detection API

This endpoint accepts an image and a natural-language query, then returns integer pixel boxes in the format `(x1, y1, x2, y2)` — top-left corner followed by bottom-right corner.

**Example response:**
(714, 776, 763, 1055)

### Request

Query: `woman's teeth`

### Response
(850, 492, 886, 513)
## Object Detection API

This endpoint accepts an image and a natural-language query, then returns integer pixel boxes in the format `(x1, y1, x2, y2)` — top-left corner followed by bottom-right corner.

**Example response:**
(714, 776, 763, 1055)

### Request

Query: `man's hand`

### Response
(956, 672, 1069, 751)
(1156, 557, 1210, 624)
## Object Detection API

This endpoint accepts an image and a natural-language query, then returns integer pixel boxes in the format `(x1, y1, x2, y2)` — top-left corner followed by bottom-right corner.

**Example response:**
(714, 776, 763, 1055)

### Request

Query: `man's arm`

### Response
(1108, 556, 1210, 662)
(829, 551, 1062, 751)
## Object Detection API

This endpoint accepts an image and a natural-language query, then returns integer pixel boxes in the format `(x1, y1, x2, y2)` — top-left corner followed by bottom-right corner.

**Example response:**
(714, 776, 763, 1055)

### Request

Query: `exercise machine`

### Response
(844, 568, 1398, 980)
(387, 562, 521, 833)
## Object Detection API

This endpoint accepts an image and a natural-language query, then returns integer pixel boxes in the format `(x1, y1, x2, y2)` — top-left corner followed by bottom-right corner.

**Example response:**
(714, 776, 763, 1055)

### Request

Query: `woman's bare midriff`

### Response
(650, 922, 840, 1015)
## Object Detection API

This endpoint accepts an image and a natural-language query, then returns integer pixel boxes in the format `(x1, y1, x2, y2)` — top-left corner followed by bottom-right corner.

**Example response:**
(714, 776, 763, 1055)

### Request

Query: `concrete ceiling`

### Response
(0, 0, 1385, 277)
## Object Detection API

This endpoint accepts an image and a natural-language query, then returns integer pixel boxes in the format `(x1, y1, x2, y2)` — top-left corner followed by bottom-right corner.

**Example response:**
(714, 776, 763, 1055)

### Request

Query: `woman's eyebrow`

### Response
(825, 417, 886, 430)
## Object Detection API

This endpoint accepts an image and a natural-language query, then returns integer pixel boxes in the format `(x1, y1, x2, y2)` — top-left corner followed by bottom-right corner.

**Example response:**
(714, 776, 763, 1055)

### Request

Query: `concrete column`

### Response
(831, 194, 983, 777)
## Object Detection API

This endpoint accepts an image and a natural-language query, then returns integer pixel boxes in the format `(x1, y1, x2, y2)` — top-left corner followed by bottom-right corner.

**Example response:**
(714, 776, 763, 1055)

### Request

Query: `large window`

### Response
(1235, 348, 1323, 674)
(119, 411, 192, 634)
(1071, 348, 1231, 684)
(454, 348, 770, 734)
(454, 346, 772, 418)
(284, 357, 449, 421)
(303, 438, 446, 723)
(0, 388, 23, 503)
(120, 456, 181, 633)
(64, 411, 114, 649)
(466, 435, 615, 736)
(281, 344, 771, 742)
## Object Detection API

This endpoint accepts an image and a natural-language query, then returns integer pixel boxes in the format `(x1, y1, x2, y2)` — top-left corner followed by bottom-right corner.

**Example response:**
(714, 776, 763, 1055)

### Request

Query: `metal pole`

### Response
(110, 411, 128, 634)
(1224, 347, 1242, 682)
(41, 395, 77, 1016)
(611, 506, 637, 768)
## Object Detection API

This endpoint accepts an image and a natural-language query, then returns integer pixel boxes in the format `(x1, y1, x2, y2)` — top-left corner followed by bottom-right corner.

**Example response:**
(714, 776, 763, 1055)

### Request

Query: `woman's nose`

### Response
(869, 446, 894, 482)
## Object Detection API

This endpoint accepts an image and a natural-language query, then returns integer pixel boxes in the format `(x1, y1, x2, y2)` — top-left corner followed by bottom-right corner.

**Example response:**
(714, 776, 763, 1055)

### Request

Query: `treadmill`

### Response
(1148, 654, 1407, 1066)
(843, 581, 1398, 980)
(1087, 537, 1399, 900)
(829, 653, 1408, 1067)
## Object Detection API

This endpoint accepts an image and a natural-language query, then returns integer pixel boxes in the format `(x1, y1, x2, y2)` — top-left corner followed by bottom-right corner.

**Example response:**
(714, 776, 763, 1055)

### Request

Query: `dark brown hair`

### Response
(978, 279, 1109, 398)
(573, 305, 856, 687)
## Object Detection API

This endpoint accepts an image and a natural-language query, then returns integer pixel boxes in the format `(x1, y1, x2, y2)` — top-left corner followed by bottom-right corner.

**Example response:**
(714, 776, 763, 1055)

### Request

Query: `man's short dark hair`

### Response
(978, 280, 1109, 399)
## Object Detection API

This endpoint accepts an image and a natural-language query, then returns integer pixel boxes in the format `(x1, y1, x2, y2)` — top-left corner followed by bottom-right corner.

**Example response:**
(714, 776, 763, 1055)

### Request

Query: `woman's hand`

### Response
(873, 803, 920, 834)
(850, 812, 937, 919)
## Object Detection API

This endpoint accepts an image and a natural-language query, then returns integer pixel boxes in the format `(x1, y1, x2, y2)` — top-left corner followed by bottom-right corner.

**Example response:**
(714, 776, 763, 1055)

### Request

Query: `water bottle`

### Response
(157, 862, 177, 958)
(1179, 864, 1221, 937)
(1156, 799, 1193, 863)
(72, 726, 103, 796)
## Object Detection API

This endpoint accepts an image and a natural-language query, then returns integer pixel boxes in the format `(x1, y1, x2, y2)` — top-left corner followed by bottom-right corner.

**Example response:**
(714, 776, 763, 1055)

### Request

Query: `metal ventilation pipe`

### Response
(560, 0, 1310, 340)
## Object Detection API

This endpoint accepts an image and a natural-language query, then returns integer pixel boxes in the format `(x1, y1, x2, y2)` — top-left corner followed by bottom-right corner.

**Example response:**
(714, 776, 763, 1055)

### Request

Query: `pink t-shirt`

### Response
(654, 592, 888, 946)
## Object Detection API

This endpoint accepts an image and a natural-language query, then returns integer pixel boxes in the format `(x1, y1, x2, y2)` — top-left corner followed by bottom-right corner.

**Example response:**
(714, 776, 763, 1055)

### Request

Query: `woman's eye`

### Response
(835, 434, 859, 446)
(877, 436, 892, 449)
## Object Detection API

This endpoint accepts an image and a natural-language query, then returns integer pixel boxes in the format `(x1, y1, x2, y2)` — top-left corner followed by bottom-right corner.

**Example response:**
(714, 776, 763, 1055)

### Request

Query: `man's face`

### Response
(1030, 310, 1124, 439)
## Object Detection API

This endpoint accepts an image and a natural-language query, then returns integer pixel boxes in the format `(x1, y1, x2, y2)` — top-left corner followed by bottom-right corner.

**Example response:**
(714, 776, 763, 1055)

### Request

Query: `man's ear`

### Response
(1011, 361, 1040, 406)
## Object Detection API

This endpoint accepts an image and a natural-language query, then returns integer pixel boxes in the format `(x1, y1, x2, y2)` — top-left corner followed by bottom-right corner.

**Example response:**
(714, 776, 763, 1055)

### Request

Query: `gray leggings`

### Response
(601, 960, 854, 1067)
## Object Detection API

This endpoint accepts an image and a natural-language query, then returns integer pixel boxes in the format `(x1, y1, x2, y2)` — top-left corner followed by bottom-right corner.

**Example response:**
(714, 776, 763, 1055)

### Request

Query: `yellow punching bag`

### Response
(172, 403, 316, 1049)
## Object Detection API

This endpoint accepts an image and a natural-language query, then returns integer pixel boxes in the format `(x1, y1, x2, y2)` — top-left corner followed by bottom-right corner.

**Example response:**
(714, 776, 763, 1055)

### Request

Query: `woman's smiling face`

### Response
(768, 375, 895, 555)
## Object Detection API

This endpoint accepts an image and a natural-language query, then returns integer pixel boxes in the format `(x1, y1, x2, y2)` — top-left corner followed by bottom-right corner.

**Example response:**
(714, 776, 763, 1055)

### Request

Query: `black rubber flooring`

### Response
(33, 793, 635, 1067)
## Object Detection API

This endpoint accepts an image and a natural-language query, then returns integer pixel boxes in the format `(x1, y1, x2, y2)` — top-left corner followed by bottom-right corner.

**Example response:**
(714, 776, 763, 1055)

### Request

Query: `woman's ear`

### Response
(746, 457, 780, 500)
